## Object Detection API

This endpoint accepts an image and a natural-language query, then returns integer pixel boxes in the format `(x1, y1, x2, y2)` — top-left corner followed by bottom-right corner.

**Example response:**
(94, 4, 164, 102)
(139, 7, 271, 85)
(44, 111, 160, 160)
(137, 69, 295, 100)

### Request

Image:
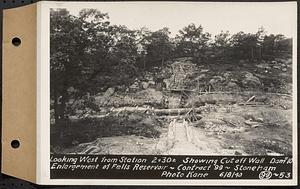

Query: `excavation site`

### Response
(50, 56, 293, 156)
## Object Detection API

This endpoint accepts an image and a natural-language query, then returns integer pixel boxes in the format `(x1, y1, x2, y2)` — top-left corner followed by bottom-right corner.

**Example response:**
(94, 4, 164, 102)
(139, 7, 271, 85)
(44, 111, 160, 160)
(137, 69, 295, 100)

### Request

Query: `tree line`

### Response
(50, 8, 292, 123)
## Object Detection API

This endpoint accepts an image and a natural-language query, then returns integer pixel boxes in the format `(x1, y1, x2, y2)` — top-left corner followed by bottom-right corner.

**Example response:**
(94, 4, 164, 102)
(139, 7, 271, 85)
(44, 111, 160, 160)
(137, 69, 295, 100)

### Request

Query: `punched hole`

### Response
(11, 140, 20, 149)
(12, 37, 21, 47)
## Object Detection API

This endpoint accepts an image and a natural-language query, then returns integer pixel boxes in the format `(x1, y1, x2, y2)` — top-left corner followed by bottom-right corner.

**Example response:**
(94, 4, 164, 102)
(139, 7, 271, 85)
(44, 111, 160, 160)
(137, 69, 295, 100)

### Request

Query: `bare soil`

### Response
(51, 57, 293, 156)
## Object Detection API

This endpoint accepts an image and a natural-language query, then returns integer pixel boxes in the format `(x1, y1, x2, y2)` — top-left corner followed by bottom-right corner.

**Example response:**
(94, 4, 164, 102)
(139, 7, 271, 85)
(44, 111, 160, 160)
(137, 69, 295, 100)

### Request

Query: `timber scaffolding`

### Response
(93, 106, 204, 120)
(74, 89, 292, 122)
(167, 88, 292, 98)
(77, 105, 204, 123)
(166, 88, 292, 109)
(96, 107, 202, 123)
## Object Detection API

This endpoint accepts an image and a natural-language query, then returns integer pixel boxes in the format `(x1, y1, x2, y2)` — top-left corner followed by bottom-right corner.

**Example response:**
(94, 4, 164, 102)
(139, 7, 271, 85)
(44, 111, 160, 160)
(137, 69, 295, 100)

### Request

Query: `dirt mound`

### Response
(241, 71, 261, 89)
(161, 57, 292, 93)
(189, 104, 292, 156)
(163, 58, 199, 90)
(60, 56, 293, 156)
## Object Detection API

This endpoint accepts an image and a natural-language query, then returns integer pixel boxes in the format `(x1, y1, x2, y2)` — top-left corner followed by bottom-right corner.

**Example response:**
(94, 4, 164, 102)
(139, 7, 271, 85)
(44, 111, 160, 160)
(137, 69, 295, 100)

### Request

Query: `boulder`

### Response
(227, 82, 236, 87)
(244, 120, 262, 128)
(136, 88, 164, 106)
(273, 65, 281, 69)
(239, 59, 246, 64)
(200, 69, 209, 73)
(148, 80, 156, 88)
(280, 63, 287, 68)
(223, 72, 232, 78)
(242, 72, 261, 87)
(235, 151, 243, 155)
(285, 58, 292, 64)
(274, 58, 285, 63)
(213, 76, 226, 82)
(67, 86, 77, 93)
(103, 87, 115, 98)
(116, 85, 126, 91)
(209, 78, 217, 85)
(227, 82, 240, 91)
(141, 81, 149, 89)
(209, 76, 225, 85)
(195, 74, 206, 80)
(168, 96, 181, 108)
(163, 78, 172, 89)
(129, 82, 139, 92)
(200, 118, 224, 125)
(144, 73, 154, 81)
(256, 63, 271, 70)
(244, 72, 254, 78)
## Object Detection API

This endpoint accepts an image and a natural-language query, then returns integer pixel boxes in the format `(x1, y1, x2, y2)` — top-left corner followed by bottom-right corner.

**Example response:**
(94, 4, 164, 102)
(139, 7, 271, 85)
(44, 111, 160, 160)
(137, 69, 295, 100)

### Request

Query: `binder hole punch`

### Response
(12, 37, 21, 47)
(11, 140, 20, 149)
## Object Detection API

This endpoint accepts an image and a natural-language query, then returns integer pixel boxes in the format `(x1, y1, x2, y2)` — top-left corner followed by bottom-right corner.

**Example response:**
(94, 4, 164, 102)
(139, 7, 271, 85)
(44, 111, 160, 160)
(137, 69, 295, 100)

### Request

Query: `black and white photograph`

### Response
(49, 2, 296, 157)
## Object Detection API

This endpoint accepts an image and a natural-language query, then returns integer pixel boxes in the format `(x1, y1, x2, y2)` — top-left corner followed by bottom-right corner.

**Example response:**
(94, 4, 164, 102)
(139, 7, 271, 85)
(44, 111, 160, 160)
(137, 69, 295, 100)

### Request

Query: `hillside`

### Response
(51, 55, 293, 156)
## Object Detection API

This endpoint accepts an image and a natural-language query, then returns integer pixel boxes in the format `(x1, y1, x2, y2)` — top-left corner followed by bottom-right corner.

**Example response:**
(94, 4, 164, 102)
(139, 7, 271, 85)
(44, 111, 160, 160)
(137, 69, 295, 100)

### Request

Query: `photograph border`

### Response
(37, 1, 298, 185)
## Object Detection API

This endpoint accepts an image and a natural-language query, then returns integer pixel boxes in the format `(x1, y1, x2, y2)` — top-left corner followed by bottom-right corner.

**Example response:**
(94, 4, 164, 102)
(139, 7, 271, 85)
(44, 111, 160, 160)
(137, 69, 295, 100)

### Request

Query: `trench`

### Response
(166, 120, 202, 155)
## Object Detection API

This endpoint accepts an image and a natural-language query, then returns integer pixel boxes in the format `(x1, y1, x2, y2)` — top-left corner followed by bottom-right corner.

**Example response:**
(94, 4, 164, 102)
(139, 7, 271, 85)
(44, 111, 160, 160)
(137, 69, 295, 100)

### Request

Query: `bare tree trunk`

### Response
(143, 55, 146, 70)
(59, 91, 67, 120)
(260, 46, 262, 59)
(59, 63, 69, 120)
(57, 76, 69, 139)
(161, 55, 165, 67)
(53, 85, 59, 124)
(161, 45, 165, 67)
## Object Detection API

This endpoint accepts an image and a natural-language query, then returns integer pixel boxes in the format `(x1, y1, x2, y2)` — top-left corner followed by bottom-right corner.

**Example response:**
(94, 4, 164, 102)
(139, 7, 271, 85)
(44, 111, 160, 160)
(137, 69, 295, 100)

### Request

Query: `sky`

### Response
(54, 1, 297, 38)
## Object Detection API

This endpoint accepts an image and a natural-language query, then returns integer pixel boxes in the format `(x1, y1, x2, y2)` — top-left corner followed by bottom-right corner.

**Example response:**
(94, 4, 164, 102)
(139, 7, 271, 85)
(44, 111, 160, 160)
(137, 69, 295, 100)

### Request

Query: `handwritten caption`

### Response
(50, 155, 292, 179)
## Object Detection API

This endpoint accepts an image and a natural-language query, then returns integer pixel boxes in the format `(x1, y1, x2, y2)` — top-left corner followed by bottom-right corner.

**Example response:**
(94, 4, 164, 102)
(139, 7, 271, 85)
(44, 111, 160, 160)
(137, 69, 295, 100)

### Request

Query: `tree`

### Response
(262, 34, 276, 57)
(77, 9, 112, 90)
(109, 25, 139, 74)
(262, 33, 291, 58)
(175, 24, 211, 61)
(255, 27, 267, 59)
(231, 31, 258, 60)
(136, 27, 152, 69)
(213, 30, 231, 58)
(51, 8, 85, 122)
(274, 34, 292, 53)
(50, 8, 111, 123)
(51, 8, 292, 126)
(144, 27, 174, 67)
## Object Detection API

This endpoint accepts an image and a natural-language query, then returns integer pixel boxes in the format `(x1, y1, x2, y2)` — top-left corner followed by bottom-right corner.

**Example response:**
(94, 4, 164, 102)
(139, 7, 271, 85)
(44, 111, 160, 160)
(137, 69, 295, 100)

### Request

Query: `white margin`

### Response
(37, 1, 51, 184)
(36, 1, 41, 184)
